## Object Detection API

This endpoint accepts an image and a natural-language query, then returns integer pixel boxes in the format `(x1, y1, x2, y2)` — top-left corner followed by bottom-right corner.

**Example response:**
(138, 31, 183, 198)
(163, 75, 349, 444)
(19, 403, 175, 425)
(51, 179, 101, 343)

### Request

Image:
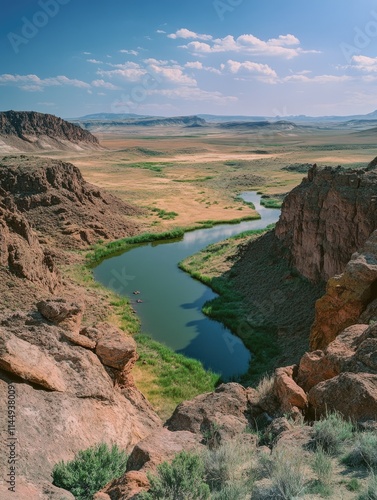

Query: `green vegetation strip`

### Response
(86, 229, 185, 265)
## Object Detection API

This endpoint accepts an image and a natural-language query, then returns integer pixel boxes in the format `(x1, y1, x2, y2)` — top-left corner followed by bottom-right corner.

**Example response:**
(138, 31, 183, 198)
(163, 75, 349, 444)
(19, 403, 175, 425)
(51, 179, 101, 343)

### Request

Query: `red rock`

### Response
(95, 324, 138, 371)
(275, 165, 377, 282)
(308, 372, 377, 420)
(37, 298, 83, 333)
(0, 327, 66, 391)
(274, 366, 308, 411)
(310, 231, 377, 349)
(297, 350, 338, 392)
(165, 383, 259, 441)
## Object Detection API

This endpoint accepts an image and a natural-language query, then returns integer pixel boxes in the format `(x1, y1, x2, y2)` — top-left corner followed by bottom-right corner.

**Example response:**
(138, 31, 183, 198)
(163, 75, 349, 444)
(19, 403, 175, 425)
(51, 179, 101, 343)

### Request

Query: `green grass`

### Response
(135, 334, 220, 412)
(195, 214, 260, 227)
(260, 197, 282, 209)
(118, 161, 172, 172)
(151, 208, 178, 220)
(173, 176, 214, 183)
(343, 432, 377, 469)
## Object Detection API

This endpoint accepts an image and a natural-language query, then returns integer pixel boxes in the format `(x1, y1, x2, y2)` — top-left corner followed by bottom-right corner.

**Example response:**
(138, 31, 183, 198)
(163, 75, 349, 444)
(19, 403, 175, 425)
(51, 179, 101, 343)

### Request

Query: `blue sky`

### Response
(1, 0, 377, 118)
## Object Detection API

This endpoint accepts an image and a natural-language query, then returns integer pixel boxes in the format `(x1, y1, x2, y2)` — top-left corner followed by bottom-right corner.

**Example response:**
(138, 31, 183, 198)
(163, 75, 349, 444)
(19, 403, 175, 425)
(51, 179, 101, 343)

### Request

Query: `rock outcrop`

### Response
(275, 164, 377, 282)
(310, 230, 377, 349)
(0, 187, 59, 291)
(0, 110, 100, 152)
(0, 155, 142, 248)
(0, 301, 161, 499)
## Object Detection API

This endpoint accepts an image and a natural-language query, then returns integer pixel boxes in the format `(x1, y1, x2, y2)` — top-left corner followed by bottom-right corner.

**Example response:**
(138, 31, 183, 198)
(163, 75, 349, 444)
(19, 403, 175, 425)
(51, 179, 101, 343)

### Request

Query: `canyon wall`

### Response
(275, 164, 377, 282)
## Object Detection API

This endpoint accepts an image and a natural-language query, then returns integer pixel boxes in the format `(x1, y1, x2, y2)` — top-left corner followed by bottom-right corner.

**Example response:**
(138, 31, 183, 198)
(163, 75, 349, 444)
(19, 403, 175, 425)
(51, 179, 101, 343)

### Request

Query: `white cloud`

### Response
(83, 51, 91, 55)
(156, 29, 166, 34)
(284, 74, 352, 84)
(184, 61, 221, 74)
(87, 59, 103, 64)
(149, 86, 237, 103)
(119, 49, 139, 56)
(0, 74, 91, 91)
(91, 79, 120, 90)
(180, 33, 319, 59)
(185, 61, 203, 69)
(98, 62, 147, 82)
(147, 61, 196, 85)
(225, 59, 278, 82)
(352, 55, 377, 72)
(168, 28, 213, 41)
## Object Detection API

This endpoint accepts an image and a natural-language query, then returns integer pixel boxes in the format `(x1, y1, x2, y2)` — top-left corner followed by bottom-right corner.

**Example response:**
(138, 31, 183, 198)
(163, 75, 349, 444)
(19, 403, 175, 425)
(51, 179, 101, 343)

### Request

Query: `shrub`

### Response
(312, 411, 353, 455)
(140, 451, 210, 500)
(344, 432, 377, 469)
(210, 483, 250, 499)
(255, 374, 275, 401)
(360, 472, 377, 500)
(311, 447, 333, 497)
(269, 447, 307, 499)
(203, 437, 255, 492)
(52, 443, 128, 500)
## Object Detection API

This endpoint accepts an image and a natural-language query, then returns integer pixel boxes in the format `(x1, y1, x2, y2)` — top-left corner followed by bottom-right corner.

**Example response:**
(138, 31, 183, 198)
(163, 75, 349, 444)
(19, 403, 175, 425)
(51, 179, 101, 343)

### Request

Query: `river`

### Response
(93, 192, 281, 379)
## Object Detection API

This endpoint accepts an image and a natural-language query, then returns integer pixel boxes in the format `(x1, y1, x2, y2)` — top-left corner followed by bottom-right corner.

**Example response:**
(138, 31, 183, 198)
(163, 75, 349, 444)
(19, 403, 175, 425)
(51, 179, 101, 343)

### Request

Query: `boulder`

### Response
(37, 298, 83, 333)
(165, 383, 259, 441)
(273, 366, 307, 411)
(308, 372, 377, 420)
(95, 323, 138, 371)
(296, 350, 337, 392)
(0, 327, 66, 391)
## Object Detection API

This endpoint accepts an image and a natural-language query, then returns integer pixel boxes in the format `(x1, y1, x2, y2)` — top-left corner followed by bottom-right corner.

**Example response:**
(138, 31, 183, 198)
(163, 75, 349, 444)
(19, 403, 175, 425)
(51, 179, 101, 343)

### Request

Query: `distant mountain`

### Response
(77, 115, 206, 130)
(218, 120, 298, 130)
(76, 112, 153, 120)
(70, 110, 377, 128)
(0, 110, 100, 152)
(199, 110, 377, 123)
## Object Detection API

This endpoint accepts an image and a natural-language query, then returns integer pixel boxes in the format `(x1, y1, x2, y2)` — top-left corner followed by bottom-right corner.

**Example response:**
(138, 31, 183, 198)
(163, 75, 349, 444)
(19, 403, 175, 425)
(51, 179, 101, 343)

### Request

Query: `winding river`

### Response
(93, 192, 281, 379)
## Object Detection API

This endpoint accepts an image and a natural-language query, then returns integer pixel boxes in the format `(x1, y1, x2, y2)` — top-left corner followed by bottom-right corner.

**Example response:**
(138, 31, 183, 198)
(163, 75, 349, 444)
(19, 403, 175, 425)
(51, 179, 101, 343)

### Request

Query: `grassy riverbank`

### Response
(179, 226, 280, 384)
(85, 214, 261, 266)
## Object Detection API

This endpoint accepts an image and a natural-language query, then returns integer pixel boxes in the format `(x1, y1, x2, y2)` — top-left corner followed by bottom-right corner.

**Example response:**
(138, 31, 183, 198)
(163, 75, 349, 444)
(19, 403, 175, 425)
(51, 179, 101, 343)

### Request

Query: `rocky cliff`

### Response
(0, 155, 142, 249)
(275, 164, 377, 282)
(0, 111, 100, 152)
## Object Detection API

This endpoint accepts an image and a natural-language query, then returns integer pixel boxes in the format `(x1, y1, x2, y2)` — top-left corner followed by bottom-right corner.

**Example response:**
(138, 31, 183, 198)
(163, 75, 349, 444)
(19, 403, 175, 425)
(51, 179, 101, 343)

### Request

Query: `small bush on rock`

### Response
(52, 443, 128, 500)
(140, 451, 210, 500)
